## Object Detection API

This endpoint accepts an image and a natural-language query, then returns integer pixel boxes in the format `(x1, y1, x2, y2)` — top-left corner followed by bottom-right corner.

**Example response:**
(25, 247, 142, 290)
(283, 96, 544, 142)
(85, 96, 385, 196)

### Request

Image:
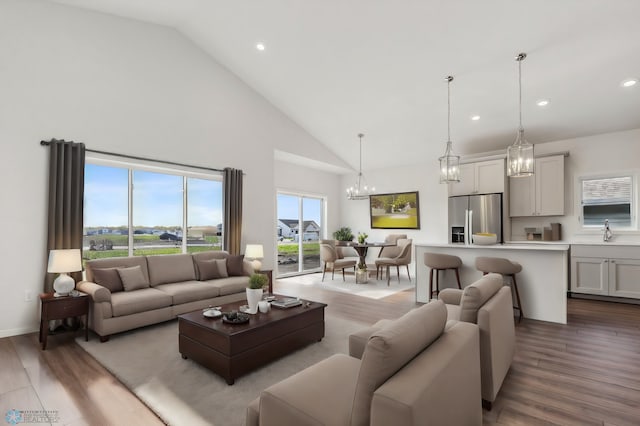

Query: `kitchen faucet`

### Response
(603, 219, 613, 242)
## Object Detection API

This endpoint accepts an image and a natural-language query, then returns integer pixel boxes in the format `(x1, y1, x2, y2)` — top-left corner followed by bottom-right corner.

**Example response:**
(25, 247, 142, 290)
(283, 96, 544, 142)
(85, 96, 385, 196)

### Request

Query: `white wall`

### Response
(0, 0, 346, 337)
(339, 163, 450, 268)
(511, 128, 640, 243)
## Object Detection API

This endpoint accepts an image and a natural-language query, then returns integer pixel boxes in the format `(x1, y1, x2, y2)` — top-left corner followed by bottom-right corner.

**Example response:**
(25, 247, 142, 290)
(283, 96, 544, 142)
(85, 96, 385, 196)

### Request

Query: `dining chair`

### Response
(375, 239, 413, 285)
(320, 239, 357, 281)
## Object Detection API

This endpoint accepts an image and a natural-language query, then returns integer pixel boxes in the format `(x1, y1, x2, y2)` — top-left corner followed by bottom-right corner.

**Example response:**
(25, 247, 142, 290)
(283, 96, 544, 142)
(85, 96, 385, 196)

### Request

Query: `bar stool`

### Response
(424, 253, 462, 299)
(475, 256, 524, 322)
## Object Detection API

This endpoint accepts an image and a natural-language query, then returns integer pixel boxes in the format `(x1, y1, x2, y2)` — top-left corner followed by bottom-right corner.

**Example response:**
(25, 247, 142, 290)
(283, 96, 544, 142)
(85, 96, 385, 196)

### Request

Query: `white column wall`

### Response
(273, 160, 343, 268)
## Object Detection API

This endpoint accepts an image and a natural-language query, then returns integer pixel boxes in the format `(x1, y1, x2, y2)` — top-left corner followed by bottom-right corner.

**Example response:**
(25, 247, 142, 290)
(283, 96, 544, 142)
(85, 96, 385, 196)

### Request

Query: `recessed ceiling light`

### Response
(621, 78, 638, 88)
(471, 115, 480, 121)
(256, 42, 265, 51)
(536, 99, 549, 107)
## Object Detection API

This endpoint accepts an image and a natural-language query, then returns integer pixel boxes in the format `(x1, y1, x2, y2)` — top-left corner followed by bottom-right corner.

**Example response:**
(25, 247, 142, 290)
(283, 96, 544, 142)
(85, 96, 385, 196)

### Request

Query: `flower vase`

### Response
(246, 288, 263, 314)
(356, 268, 369, 284)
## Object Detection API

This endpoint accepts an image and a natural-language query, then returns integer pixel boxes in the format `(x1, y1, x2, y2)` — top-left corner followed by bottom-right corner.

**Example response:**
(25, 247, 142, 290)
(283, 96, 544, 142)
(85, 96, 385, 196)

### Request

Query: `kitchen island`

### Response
(415, 243, 570, 324)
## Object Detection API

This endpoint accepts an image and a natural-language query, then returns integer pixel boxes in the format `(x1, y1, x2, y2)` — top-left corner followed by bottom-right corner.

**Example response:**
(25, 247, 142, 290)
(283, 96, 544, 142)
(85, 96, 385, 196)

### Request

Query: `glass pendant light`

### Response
(507, 53, 534, 177)
(439, 76, 460, 183)
(346, 133, 375, 200)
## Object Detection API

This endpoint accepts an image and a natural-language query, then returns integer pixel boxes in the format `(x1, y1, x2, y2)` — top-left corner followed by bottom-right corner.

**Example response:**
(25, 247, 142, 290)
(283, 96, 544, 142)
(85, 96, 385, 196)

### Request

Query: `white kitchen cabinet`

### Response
(509, 155, 564, 217)
(608, 258, 640, 298)
(449, 159, 504, 196)
(571, 245, 640, 299)
(571, 256, 608, 295)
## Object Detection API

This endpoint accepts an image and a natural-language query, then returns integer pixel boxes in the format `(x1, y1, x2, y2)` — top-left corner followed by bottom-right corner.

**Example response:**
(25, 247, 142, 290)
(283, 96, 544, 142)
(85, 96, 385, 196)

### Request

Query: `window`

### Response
(276, 193, 324, 276)
(581, 175, 634, 228)
(84, 164, 129, 259)
(84, 161, 223, 261)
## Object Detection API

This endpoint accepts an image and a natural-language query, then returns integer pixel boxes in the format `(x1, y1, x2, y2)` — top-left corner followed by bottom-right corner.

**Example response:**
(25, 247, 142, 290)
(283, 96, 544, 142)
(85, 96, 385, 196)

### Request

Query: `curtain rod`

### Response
(40, 140, 225, 173)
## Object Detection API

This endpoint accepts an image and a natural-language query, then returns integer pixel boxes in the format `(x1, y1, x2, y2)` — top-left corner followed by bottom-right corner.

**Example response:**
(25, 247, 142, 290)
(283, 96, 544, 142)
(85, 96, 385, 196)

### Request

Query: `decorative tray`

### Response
(222, 312, 250, 324)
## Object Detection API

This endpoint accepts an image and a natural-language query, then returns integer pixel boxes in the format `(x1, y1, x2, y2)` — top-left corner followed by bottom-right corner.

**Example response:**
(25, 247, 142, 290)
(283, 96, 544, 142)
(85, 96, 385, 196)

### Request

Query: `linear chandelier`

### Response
(346, 133, 375, 200)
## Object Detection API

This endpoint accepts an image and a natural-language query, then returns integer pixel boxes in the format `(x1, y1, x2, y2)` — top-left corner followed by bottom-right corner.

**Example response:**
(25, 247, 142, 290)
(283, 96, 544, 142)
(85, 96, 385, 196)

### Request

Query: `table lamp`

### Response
(47, 249, 82, 297)
(245, 244, 264, 272)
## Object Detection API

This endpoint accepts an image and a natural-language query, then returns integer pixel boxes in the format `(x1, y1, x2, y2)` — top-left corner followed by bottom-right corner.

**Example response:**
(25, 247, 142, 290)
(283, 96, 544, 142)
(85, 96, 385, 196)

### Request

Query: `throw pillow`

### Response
(117, 265, 150, 291)
(91, 267, 124, 293)
(196, 259, 221, 281)
(215, 259, 229, 278)
(226, 255, 245, 276)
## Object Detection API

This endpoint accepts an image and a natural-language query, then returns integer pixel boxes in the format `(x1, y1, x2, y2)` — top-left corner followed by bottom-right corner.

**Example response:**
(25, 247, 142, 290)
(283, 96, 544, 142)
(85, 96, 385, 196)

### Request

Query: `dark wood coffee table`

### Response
(178, 297, 327, 385)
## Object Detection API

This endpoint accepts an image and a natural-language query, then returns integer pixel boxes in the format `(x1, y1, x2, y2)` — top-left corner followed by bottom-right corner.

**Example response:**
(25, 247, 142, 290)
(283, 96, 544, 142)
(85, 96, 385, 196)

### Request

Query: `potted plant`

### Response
(357, 232, 368, 244)
(333, 227, 354, 242)
(246, 273, 268, 314)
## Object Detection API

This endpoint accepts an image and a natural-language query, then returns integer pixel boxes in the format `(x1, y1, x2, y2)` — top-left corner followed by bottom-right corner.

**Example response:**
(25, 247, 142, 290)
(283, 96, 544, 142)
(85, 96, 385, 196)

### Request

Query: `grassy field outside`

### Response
(277, 242, 319, 256)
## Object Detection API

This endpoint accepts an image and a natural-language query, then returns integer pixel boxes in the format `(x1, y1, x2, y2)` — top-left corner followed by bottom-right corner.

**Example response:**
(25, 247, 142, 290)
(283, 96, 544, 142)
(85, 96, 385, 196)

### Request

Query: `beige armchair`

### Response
(246, 301, 482, 426)
(438, 273, 516, 409)
(377, 234, 408, 258)
(375, 238, 412, 285)
(320, 239, 356, 281)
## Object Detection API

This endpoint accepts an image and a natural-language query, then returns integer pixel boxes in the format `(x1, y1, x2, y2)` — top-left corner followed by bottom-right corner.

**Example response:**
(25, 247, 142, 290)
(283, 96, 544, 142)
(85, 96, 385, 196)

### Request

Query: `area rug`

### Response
(278, 272, 414, 299)
(76, 314, 366, 426)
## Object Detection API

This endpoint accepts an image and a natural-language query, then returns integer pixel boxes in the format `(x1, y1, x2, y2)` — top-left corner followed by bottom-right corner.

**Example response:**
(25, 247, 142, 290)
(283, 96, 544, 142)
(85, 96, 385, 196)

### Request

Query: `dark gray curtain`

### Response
(223, 167, 243, 255)
(44, 139, 85, 292)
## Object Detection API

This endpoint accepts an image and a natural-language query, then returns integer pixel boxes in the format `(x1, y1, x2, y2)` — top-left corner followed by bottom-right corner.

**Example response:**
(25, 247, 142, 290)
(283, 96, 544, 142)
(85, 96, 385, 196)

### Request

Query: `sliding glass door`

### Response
(276, 193, 324, 277)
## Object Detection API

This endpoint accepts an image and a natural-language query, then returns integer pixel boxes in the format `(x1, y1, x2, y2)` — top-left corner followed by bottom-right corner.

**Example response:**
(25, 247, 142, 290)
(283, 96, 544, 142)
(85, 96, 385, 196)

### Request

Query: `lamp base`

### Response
(53, 273, 75, 297)
(251, 259, 263, 272)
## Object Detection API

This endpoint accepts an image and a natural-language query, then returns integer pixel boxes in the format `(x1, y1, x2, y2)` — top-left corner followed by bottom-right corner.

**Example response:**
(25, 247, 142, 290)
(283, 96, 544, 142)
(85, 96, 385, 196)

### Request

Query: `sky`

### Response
(84, 164, 223, 227)
(277, 194, 322, 225)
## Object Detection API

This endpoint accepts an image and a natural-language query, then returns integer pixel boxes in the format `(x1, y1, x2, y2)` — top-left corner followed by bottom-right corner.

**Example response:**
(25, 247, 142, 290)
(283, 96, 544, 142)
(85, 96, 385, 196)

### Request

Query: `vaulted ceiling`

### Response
(53, 0, 640, 172)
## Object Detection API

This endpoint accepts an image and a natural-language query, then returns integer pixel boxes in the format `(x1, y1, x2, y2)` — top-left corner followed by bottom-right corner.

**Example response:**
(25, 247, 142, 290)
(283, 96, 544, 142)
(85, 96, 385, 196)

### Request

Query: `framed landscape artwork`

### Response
(369, 191, 420, 229)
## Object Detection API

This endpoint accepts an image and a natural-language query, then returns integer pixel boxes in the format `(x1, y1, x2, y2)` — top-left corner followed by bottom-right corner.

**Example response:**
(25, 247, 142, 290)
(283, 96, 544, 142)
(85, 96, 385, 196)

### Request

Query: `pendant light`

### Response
(346, 133, 375, 200)
(439, 76, 460, 183)
(507, 53, 534, 177)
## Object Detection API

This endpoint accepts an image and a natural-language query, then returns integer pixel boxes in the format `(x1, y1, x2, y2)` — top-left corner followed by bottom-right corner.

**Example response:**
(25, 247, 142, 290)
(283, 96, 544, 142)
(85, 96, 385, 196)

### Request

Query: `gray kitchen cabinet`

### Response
(509, 155, 564, 217)
(449, 159, 504, 196)
(571, 245, 640, 299)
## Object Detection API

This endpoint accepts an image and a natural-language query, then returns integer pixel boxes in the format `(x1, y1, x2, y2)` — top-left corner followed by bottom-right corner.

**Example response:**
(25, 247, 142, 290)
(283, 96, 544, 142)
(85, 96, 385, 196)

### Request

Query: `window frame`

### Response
(577, 172, 637, 232)
(85, 155, 223, 257)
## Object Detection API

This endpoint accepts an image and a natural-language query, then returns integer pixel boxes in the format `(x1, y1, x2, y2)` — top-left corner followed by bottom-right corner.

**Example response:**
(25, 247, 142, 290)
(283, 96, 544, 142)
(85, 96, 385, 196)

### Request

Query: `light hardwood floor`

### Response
(1, 280, 639, 425)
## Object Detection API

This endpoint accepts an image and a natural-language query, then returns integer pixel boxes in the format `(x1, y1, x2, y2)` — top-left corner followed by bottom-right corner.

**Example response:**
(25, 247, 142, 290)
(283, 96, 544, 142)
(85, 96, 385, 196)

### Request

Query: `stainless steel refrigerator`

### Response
(448, 193, 503, 244)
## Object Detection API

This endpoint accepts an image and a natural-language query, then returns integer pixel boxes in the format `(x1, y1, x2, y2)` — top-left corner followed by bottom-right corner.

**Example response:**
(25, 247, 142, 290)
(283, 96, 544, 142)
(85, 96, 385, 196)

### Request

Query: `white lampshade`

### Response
(47, 249, 82, 273)
(48, 249, 82, 297)
(245, 244, 264, 272)
(245, 244, 264, 259)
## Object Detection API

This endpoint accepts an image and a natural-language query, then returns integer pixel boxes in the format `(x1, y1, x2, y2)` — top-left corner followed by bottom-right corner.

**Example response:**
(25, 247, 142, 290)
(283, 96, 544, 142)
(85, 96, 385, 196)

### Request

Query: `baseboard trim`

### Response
(568, 292, 640, 306)
(0, 326, 39, 339)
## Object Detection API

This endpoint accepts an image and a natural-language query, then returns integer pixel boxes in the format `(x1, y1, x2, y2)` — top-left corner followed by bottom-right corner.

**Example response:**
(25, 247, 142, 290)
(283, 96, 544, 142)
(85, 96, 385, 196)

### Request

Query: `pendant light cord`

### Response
(447, 78, 451, 142)
(516, 53, 526, 132)
(519, 58, 522, 130)
(358, 133, 364, 176)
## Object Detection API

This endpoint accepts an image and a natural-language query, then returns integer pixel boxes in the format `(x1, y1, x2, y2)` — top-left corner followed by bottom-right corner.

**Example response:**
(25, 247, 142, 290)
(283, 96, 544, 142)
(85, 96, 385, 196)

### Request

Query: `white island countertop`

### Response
(416, 242, 570, 251)
(415, 243, 569, 324)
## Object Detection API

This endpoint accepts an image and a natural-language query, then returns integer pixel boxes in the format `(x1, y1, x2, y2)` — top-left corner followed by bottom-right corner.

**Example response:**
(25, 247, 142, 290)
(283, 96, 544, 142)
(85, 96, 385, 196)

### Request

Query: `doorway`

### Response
(276, 193, 324, 277)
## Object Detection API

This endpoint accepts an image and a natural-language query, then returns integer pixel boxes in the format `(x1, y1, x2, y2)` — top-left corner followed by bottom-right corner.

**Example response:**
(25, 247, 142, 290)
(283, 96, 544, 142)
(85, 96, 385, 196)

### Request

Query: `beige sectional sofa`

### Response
(77, 250, 253, 341)
(246, 300, 482, 426)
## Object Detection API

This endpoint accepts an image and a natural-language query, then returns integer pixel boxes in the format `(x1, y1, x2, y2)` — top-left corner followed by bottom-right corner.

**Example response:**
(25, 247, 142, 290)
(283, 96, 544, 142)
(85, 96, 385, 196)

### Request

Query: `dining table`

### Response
(336, 241, 393, 270)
